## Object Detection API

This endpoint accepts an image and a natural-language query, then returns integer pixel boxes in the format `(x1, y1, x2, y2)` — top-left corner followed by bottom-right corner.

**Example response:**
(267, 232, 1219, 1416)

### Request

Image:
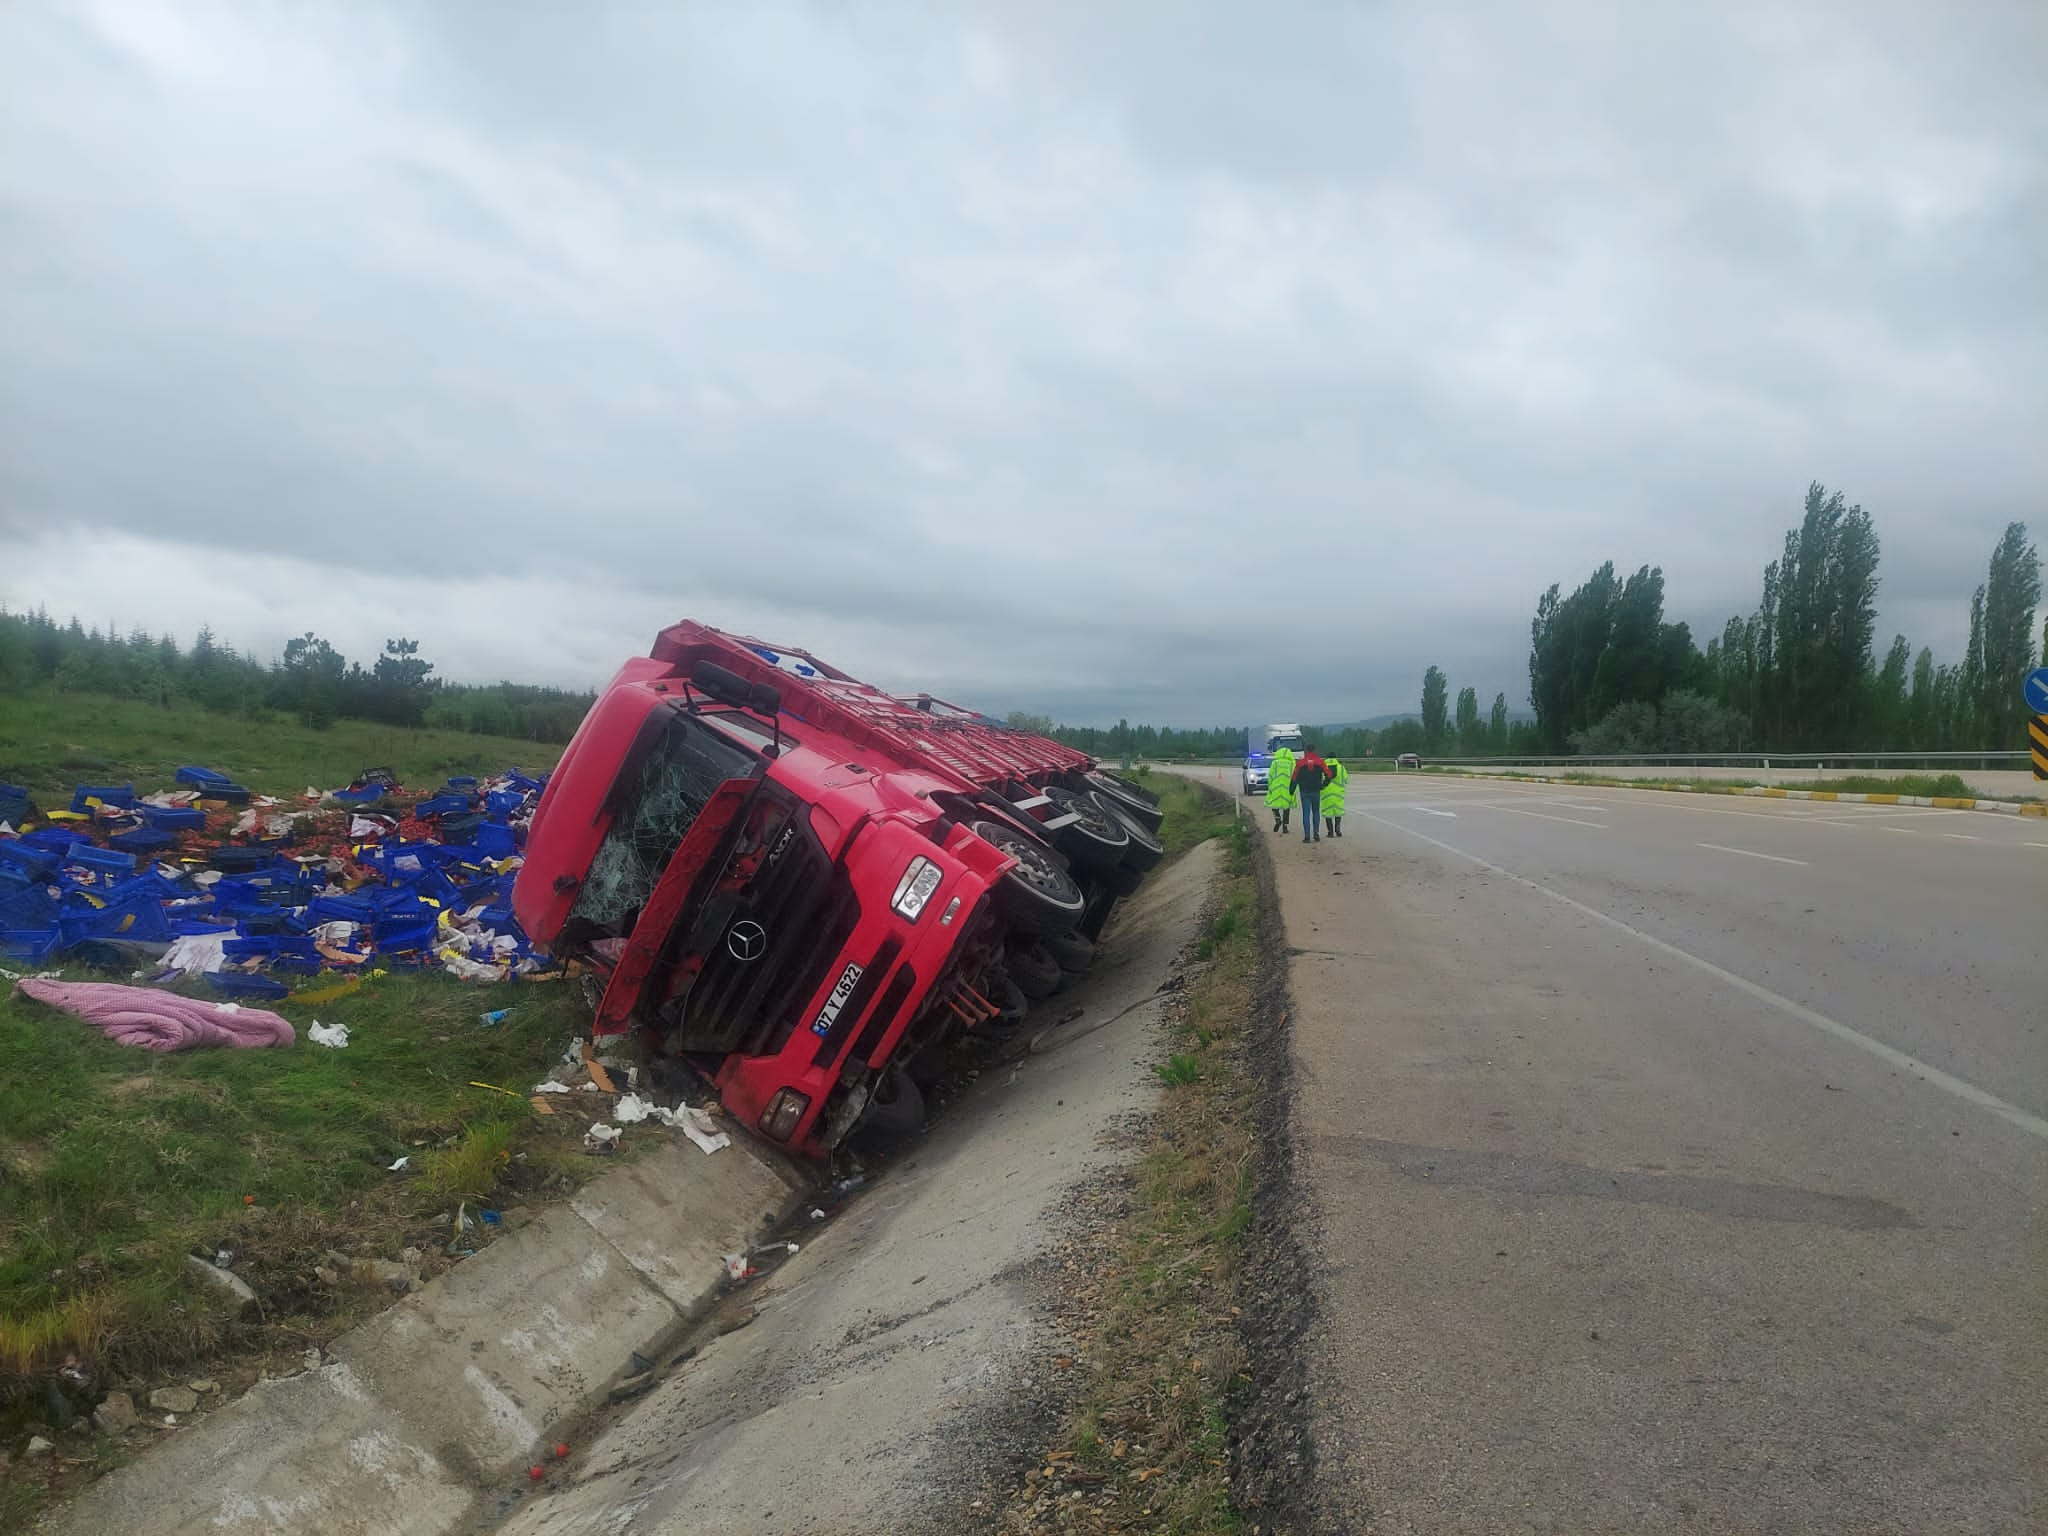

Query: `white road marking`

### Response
(1488, 805, 1608, 829)
(1696, 842, 1809, 866)
(1943, 833, 1980, 842)
(1357, 811, 2048, 1143)
(1404, 805, 1460, 818)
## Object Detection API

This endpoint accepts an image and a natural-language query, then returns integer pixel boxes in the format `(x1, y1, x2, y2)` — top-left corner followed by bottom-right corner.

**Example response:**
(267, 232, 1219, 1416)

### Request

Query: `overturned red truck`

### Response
(514, 621, 1165, 1160)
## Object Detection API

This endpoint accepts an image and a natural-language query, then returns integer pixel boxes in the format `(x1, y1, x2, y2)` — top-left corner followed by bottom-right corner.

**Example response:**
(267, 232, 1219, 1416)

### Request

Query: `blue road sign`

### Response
(2025, 667, 2048, 715)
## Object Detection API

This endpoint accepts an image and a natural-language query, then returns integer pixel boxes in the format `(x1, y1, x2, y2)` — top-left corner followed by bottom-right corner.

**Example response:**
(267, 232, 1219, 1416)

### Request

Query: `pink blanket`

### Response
(15, 977, 295, 1051)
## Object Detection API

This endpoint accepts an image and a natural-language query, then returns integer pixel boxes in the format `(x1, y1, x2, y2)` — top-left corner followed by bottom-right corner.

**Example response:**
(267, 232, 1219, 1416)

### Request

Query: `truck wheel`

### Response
(1083, 772, 1164, 832)
(1045, 787, 1129, 873)
(855, 1066, 924, 1141)
(1100, 795, 1165, 872)
(1091, 769, 1159, 807)
(1041, 929, 1095, 972)
(973, 820, 1086, 932)
(1006, 939, 1063, 999)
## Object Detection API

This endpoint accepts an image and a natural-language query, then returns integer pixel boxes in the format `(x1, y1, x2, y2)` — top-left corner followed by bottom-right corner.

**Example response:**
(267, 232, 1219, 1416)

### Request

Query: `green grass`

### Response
(1461, 767, 1998, 800)
(0, 971, 594, 1400)
(1030, 783, 1258, 1533)
(0, 688, 565, 805)
(1140, 769, 1239, 860)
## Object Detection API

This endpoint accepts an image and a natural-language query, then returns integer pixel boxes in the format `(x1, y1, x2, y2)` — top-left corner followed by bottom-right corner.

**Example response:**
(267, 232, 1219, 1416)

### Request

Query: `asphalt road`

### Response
(1219, 769, 2046, 1534)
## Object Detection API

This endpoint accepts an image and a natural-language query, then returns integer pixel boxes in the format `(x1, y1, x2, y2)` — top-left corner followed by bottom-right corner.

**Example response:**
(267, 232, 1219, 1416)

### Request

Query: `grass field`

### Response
(0, 970, 601, 1401)
(1028, 775, 1258, 1532)
(1449, 767, 1992, 799)
(0, 689, 566, 805)
(0, 692, 593, 1521)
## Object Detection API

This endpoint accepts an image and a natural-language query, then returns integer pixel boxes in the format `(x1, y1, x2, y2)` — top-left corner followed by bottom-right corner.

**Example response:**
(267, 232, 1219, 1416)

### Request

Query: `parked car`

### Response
(1396, 752, 1422, 770)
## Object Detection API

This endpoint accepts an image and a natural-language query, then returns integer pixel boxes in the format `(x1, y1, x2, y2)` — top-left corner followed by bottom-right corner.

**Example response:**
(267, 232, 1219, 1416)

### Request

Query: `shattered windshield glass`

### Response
(571, 713, 758, 933)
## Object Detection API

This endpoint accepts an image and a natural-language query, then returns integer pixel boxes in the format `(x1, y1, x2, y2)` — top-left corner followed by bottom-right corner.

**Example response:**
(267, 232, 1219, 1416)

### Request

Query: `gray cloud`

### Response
(3, 0, 2042, 728)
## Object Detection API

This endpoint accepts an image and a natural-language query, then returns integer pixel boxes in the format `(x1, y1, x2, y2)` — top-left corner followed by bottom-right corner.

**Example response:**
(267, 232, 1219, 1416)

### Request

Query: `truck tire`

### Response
(1006, 939, 1063, 999)
(855, 1066, 924, 1141)
(1044, 786, 1129, 873)
(973, 820, 1086, 932)
(1099, 794, 1165, 872)
(1041, 929, 1095, 972)
(1093, 769, 1159, 806)
(1083, 772, 1165, 832)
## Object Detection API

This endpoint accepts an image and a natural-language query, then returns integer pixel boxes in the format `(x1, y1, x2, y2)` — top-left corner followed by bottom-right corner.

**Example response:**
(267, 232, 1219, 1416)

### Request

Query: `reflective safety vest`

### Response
(1265, 747, 1297, 809)
(1321, 758, 1348, 815)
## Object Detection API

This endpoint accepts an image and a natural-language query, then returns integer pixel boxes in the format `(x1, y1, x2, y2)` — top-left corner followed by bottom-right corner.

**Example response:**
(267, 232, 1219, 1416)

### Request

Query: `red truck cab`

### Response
(515, 623, 1164, 1160)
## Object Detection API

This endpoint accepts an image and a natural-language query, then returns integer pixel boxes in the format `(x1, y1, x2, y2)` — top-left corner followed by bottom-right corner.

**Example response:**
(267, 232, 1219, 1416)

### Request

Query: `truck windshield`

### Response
(571, 711, 759, 933)
(1267, 733, 1304, 754)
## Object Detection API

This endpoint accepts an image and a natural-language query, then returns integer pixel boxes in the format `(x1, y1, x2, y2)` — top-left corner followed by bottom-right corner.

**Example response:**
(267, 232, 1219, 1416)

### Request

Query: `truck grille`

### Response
(664, 815, 861, 1058)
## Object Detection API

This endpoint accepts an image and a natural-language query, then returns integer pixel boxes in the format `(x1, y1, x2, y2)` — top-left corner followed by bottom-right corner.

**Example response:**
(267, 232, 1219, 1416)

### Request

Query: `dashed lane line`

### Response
(1697, 842, 1809, 867)
(1356, 811, 2048, 1143)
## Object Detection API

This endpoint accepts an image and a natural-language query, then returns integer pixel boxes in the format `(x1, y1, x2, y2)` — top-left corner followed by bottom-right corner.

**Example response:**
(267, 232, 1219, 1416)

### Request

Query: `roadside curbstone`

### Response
(45, 1137, 808, 1535)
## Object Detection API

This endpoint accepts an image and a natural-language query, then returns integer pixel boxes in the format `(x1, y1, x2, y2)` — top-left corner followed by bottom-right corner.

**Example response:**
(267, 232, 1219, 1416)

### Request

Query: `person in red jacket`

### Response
(1290, 745, 1331, 844)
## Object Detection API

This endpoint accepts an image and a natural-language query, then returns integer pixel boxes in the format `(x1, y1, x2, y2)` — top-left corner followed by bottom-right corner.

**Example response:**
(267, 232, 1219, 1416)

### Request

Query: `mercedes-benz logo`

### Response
(726, 920, 768, 963)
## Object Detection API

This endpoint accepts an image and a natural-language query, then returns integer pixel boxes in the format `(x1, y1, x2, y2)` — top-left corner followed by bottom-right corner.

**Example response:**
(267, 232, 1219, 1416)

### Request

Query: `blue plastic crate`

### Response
(61, 844, 138, 877)
(412, 793, 474, 819)
(0, 841, 62, 881)
(141, 805, 209, 831)
(108, 827, 178, 855)
(205, 972, 291, 1000)
(474, 823, 518, 859)
(71, 783, 137, 813)
(372, 918, 438, 953)
(57, 888, 171, 946)
(176, 766, 235, 789)
(206, 846, 275, 875)
(446, 776, 478, 791)
(308, 893, 377, 925)
(0, 928, 60, 963)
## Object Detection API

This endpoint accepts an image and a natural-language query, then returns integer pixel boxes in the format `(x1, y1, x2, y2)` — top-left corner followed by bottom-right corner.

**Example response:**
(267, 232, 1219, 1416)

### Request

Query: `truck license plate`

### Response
(810, 962, 865, 1037)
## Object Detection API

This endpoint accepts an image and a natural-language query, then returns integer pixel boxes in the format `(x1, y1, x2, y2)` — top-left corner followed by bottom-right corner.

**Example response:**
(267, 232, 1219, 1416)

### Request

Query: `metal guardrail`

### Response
(1422, 751, 2032, 771)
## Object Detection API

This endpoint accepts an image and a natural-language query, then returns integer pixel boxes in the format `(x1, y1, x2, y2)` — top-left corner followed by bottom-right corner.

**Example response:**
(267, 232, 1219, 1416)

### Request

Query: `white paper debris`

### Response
(387, 1156, 410, 1171)
(308, 1020, 349, 1048)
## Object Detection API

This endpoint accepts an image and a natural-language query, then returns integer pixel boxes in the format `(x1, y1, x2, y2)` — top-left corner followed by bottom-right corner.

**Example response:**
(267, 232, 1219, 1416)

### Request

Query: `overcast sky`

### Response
(3, 1, 2042, 726)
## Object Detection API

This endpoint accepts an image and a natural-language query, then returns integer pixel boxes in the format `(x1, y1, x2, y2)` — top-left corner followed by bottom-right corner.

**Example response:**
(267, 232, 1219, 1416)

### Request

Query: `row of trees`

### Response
(1517, 487, 2040, 755)
(0, 610, 596, 743)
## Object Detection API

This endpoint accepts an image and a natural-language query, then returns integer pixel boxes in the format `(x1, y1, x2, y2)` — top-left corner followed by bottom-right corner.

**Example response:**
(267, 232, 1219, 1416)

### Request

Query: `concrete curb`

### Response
(48, 1136, 809, 1536)
(1439, 771, 2048, 820)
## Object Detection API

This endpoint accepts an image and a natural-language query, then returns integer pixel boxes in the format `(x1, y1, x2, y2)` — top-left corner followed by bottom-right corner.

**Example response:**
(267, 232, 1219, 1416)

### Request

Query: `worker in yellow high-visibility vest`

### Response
(1321, 756, 1348, 837)
(1265, 745, 1297, 834)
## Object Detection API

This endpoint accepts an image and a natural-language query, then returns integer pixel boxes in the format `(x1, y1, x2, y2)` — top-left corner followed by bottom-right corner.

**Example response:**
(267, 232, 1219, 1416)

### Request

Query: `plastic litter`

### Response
(387, 1156, 410, 1172)
(477, 1007, 512, 1028)
(532, 1080, 571, 1094)
(723, 1252, 753, 1283)
(610, 1094, 731, 1155)
(307, 1020, 349, 1049)
(584, 1123, 622, 1151)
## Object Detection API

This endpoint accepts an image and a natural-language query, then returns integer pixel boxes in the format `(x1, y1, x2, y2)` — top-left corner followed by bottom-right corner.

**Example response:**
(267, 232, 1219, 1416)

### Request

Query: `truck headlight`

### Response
(891, 857, 943, 921)
(759, 1088, 809, 1141)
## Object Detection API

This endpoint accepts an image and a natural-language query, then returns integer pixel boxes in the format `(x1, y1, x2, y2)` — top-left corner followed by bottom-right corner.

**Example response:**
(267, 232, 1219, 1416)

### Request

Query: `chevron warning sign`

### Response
(2031, 714, 2048, 780)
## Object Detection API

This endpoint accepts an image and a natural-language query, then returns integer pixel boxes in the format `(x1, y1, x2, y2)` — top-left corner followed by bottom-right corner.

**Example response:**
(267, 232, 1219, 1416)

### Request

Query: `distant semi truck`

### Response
(1242, 722, 1306, 796)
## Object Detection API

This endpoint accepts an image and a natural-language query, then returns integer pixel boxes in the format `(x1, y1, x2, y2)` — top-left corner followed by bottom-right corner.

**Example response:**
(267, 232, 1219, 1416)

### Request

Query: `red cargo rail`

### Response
(651, 622, 1092, 792)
